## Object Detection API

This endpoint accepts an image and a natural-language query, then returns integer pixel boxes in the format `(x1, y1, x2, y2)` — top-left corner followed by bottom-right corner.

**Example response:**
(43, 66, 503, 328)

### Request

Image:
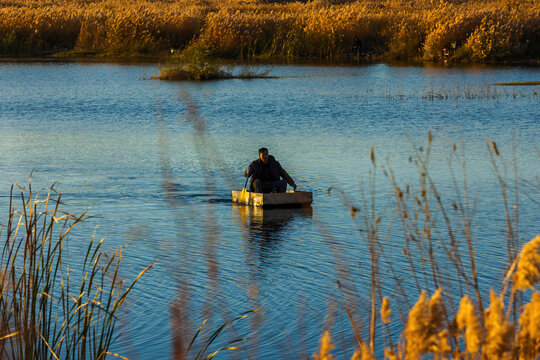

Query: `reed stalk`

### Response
(320, 132, 539, 359)
(0, 180, 152, 360)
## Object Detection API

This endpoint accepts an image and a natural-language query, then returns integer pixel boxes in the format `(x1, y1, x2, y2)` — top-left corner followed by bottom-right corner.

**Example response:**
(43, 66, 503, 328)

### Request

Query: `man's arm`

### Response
(244, 162, 253, 177)
(280, 167, 297, 191)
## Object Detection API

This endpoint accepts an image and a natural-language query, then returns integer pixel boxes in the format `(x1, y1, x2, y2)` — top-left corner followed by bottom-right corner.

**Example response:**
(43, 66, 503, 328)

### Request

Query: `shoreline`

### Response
(2, 54, 539, 69)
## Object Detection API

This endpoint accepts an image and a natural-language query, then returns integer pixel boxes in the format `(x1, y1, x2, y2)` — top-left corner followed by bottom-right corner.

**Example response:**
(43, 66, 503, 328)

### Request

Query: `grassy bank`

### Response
(0, 0, 539, 63)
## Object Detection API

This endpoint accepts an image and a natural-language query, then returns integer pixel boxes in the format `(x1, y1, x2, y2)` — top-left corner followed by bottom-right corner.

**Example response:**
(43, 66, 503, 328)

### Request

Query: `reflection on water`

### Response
(233, 204, 312, 242)
(232, 205, 313, 280)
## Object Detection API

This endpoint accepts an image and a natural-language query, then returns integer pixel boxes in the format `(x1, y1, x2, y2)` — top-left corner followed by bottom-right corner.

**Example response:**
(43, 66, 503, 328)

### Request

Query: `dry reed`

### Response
(313, 330, 335, 360)
(456, 295, 483, 356)
(1, 0, 539, 62)
(403, 289, 447, 358)
(517, 292, 540, 359)
(319, 132, 538, 359)
(482, 290, 514, 358)
(513, 235, 540, 290)
(380, 297, 391, 324)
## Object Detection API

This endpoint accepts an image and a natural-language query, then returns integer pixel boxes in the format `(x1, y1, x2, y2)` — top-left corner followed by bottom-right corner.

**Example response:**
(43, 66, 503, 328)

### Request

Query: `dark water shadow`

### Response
(232, 205, 312, 240)
(232, 205, 312, 285)
(233, 205, 312, 261)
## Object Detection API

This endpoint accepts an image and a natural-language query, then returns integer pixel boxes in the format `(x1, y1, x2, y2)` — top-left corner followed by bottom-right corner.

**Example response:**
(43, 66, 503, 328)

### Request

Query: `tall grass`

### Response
(1, 0, 539, 62)
(316, 134, 539, 359)
(0, 180, 152, 359)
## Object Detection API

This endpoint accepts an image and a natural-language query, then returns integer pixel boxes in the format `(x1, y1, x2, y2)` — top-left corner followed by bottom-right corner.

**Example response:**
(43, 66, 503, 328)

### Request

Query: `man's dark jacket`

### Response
(246, 155, 295, 188)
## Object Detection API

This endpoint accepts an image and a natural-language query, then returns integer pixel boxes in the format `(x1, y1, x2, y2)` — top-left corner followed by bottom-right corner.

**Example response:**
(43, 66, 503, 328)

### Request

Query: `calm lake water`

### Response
(1, 60, 539, 358)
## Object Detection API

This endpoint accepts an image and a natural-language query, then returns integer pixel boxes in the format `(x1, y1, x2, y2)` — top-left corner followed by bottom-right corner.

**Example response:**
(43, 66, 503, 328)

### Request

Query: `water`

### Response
(1, 60, 539, 358)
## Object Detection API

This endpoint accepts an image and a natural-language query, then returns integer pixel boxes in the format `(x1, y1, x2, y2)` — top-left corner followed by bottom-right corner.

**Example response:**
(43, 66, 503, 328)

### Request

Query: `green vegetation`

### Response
(0, 180, 152, 359)
(0, 0, 539, 63)
(155, 44, 273, 80)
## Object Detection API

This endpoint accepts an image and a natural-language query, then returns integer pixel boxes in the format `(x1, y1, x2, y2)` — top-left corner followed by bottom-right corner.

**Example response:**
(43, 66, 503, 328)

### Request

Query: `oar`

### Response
(239, 169, 251, 203)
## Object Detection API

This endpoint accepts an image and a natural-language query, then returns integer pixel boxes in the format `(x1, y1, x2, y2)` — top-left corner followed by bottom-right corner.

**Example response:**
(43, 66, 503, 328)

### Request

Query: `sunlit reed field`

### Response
(0, 0, 539, 62)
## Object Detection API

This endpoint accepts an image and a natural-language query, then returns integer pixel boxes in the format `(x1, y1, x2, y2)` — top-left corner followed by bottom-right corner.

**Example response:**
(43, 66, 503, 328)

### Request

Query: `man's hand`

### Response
(292, 183, 297, 191)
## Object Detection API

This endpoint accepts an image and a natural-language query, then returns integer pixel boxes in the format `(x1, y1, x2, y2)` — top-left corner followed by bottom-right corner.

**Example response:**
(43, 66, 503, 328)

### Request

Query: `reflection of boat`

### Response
(231, 190, 312, 207)
(232, 204, 312, 232)
(232, 204, 312, 281)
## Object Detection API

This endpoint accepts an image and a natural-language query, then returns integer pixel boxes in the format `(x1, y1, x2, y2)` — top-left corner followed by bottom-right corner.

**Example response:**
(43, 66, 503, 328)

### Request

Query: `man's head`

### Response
(258, 147, 269, 164)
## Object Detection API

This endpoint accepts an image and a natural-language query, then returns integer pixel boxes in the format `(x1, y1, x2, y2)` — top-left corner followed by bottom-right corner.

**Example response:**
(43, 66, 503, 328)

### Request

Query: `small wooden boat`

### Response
(231, 190, 312, 208)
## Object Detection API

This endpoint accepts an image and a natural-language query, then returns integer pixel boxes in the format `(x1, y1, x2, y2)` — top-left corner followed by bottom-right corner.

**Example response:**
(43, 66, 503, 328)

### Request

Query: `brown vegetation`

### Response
(314, 133, 540, 359)
(313, 236, 540, 360)
(0, 0, 539, 62)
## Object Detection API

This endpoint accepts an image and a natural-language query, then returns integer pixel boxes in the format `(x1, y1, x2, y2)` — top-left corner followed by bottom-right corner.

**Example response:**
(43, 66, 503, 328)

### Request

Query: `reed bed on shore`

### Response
(1, 0, 539, 62)
(0, 180, 152, 359)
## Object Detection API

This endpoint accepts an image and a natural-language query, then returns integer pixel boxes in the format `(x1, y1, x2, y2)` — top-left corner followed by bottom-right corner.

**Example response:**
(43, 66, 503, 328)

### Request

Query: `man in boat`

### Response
(244, 147, 297, 193)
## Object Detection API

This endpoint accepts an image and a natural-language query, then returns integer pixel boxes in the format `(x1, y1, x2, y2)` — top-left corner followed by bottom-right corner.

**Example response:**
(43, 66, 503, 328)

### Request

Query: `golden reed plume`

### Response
(350, 342, 375, 360)
(403, 288, 447, 358)
(313, 330, 335, 360)
(517, 292, 540, 358)
(513, 235, 540, 290)
(482, 290, 514, 358)
(456, 295, 483, 355)
(380, 297, 391, 324)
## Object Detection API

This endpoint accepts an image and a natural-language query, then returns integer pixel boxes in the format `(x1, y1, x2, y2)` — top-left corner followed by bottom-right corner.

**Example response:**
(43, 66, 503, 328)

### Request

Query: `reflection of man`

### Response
(244, 147, 297, 193)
